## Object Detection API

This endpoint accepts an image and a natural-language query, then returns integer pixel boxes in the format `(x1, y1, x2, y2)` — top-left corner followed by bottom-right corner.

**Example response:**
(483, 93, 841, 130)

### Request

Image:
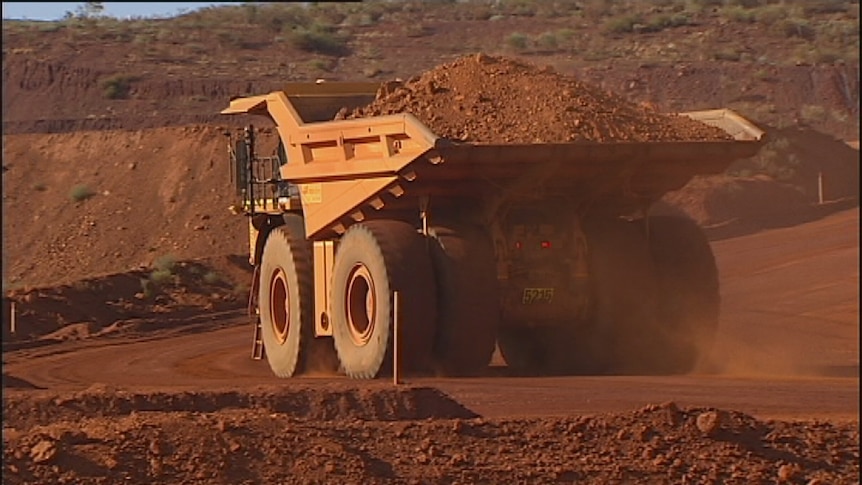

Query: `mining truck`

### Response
(221, 82, 764, 379)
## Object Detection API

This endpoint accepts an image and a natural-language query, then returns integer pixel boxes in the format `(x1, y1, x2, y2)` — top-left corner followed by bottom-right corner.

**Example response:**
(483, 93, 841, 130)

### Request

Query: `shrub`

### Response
(800, 104, 828, 123)
(555, 28, 576, 42)
(153, 254, 177, 272)
(640, 13, 689, 32)
(755, 4, 791, 25)
(309, 58, 335, 72)
(505, 32, 529, 51)
(288, 25, 349, 56)
(149, 268, 174, 287)
(101, 74, 136, 100)
(69, 184, 96, 202)
(604, 15, 640, 34)
(726, 0, 764, 8)
(713, 49, 742, 62)
(535, 32, 559, 51)
(723, 6, 757, 23)
(203, 271, 221, 285)
(362, 67, 381, 78)
(404, 23, 433, 38)
(779, 19, 816, 41)
(753, 68, 773, 81)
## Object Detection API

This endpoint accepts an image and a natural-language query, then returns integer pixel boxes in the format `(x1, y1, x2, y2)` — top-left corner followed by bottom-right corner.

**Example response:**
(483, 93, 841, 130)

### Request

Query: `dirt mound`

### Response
(729, 125, 860, 203)
(2, 396, 857, 485)
(654, 174, 852, 239)
(337, 54, 731, 143)
(2, 386, 478, 429)
(2, 258, 250, 346)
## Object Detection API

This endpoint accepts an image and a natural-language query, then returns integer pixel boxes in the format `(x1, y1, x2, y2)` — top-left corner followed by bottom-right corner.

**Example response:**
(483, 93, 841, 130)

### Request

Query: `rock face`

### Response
(338, 54, 731, 143)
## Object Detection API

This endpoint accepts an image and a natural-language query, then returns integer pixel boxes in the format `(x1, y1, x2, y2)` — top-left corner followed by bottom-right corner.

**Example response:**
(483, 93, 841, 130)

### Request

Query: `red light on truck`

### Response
(515, 241, 523, 250)
(540, 240, 552, 249)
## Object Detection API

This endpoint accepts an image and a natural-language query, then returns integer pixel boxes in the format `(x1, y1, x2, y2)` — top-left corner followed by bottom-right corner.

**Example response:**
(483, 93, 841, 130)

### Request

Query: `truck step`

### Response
(251, 317, 264, 361)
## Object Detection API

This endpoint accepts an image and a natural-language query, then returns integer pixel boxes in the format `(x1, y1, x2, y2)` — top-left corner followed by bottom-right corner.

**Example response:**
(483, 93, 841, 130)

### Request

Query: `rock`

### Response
(778, 463, 800, 481)
(149, 439, 163, 456)
(29, 439, 57, 464)
(696, 411, 722, 436)
(661, 401, 682, 425)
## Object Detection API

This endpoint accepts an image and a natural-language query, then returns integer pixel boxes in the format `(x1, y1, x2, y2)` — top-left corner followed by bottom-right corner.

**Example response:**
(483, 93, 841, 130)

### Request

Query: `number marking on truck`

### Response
(300, 183, 322, 204)
(522, 288, 554, 304)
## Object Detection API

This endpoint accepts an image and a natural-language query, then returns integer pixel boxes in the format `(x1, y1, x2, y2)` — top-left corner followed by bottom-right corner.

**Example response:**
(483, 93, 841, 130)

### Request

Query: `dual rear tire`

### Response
(498, 216, 718, 376)
(329, 221, 437, 379)
(328, 221, 501, 378)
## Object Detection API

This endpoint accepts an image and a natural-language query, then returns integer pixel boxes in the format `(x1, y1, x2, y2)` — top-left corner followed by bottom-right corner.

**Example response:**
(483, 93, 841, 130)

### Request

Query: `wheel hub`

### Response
(269, 268, 290, 344)
(346, 264, 376, 346)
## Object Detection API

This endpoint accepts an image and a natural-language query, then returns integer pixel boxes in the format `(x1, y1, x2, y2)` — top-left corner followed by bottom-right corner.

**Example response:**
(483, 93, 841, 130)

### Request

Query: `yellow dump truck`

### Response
(221, 82, 764, 379)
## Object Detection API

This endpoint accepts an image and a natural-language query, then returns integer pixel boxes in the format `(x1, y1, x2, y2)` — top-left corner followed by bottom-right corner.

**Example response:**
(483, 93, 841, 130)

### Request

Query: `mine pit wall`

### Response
(2, 55, 858, 140)
(1, 126, 281, 289)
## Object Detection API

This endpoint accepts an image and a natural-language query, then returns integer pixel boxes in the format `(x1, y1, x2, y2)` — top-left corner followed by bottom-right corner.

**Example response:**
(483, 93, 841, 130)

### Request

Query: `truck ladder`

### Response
(248, 265, 264, 360)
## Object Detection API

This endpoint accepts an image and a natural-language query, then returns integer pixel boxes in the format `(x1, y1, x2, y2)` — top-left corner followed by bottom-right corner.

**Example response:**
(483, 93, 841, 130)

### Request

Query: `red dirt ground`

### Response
(2, 208, 859, 483)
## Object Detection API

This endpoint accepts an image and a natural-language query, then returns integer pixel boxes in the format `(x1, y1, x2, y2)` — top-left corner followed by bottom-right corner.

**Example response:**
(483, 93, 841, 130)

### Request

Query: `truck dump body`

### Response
(223, 84, 763, 239)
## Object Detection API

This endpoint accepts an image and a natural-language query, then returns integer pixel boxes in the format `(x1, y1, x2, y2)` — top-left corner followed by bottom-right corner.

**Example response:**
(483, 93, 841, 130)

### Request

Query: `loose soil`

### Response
(2, 388, 858, 485)
(338, 54, 730, 143)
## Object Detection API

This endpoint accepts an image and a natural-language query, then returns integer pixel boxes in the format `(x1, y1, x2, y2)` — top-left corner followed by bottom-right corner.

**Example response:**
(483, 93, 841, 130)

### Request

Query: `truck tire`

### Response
(578, 217, 661, 375)
(642, 215, 720, 373)
(330, 221, 437, 379)
(498, 324, 591, 375)
(429, 224, 499, 376)
(258, 215, 316, 378)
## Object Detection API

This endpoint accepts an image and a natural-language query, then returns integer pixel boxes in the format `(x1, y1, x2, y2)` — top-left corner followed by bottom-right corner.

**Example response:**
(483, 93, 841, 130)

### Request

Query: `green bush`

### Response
(723, 6, 757, 23)
(149, 268, 174, 287)
(309, 58, 335, 72)
(69, 184, 96, 202)
(505, 32, 529, 50)
(800, 104, 828, 123)
(203, 271, 221, 285)
(755, 4, 791, 25)
(640, 13, 689, 32)
(101, 74, 136, 100)
(288, 25, 349, 56)
(535, 32, 559, 51)
(604, 15, 641, 34)
(779, 19, 816, 41)
(555, 28, 576, 42)
(153, 254, 177, 272)
(713, 49, 742, 61)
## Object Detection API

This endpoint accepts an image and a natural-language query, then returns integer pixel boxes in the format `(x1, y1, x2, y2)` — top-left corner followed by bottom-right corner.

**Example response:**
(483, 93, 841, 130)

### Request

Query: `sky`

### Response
(1, 2, 234, 21)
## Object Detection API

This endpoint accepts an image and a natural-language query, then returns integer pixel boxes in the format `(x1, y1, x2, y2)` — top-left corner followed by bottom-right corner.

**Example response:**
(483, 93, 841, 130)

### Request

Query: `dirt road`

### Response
(4, 208, 858, 421)
(3, 207, 858, 485)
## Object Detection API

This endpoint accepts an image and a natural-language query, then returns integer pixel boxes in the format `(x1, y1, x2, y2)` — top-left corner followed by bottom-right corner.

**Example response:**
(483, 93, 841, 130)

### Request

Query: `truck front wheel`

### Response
(258, 215, 316, 378)
(330, 221, 437, 379)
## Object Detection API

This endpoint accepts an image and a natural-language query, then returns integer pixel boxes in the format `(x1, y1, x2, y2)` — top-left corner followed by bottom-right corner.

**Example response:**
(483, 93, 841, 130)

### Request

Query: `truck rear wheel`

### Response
(330, 221, 437, 379)
(258, 215, 318, 378)
(643, 215, 720, 373)
(578, 218, 661, 374)
(429, 224, 499, 376)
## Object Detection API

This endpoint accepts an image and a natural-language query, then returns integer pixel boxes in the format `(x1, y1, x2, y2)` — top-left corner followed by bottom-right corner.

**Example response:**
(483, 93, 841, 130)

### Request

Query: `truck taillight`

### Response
(515, 241, 523, 250)
(540, 240, 552, 249)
